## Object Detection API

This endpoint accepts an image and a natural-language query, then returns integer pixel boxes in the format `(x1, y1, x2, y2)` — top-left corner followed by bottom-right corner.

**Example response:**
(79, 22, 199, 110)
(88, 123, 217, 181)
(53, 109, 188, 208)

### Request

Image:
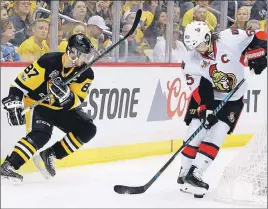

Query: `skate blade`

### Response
(180, 184, 192, 194)
(1, 175, 23, 185)
(32, 155, 52, 180)
(184, 183, 208, 198)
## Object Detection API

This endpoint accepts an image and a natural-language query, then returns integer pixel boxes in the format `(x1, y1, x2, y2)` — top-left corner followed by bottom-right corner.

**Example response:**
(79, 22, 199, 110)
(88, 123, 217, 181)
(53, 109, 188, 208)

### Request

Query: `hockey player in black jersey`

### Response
(1, 34, 97, 182)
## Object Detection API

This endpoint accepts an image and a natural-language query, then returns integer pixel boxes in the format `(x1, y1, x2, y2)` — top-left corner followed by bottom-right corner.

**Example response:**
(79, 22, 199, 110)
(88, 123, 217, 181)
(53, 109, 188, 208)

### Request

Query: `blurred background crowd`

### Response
(0, 0, 267, 63)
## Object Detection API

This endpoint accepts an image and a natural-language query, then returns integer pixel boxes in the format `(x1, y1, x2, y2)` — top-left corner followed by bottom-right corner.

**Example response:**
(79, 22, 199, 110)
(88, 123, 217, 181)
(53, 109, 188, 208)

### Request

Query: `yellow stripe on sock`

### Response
(68, 133, 82, 148)
(20, 139, 37, 153)
(60, 140, 72, 155)
(14, 148, 29, 162)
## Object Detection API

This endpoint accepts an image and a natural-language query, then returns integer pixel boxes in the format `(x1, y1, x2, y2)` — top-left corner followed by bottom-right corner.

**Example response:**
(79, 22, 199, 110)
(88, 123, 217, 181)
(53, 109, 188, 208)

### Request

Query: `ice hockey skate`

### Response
(1, 159, 23, 183)
(33, 148, 56, 179)
(177, 166, 192, 194)
(184, 165, 209, 198)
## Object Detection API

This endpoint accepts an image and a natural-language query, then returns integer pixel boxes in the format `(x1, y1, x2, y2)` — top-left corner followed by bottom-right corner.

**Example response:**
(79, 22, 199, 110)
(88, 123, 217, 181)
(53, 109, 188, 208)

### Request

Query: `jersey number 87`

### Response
(24, 64, 39, 78)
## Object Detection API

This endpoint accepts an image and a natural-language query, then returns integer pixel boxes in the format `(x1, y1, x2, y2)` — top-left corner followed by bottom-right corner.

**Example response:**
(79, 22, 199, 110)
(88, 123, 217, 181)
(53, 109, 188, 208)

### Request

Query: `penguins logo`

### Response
(209, 64, 237, 92)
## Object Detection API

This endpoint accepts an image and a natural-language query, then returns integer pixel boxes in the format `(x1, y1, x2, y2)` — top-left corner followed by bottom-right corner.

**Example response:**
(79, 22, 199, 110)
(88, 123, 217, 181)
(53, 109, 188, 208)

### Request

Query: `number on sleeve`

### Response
(24, 64, 39, 78)
(81, 83, 91, 93)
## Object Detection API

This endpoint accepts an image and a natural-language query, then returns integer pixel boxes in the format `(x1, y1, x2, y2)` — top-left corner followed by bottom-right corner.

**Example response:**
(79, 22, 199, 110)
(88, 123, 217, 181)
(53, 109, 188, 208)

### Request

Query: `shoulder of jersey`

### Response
(36, 52, 64, 69)
(80, 66, 94, 80)
(72, 65, 94, 84)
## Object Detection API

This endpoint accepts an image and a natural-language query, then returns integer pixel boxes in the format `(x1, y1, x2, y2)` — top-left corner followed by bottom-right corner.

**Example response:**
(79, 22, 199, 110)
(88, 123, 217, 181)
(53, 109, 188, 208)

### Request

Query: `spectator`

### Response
(143, 9, 168, 48)
(64, 1, 87, 24)
(193, 6, 208, 22)
(59, 22, 85, 52)
(246, 19, 261, 30)
(86, 15, 109, 51)
(230, 6, 250, 30)
(119, 23, 139, 61)
(182, 0, 217, 30)
(174, 6, 181, 25)
(1, 6, 8, 20)
(211, 1, 250, 27)
(153, 23, 187, 63)
(17, 19, 50, 62)
(249, 0, 267, 21)
(10, 0, 32, 47)
(119, 23, 149, 62)
(123, 1, 142, 14)
(97, 1, 113, 30)
(174, 0, 194, 18)
(122, 10, 144, 43)
(0, 19, 20, 62)
(139, 0, 159, 31)
(84, 0, 98, 18)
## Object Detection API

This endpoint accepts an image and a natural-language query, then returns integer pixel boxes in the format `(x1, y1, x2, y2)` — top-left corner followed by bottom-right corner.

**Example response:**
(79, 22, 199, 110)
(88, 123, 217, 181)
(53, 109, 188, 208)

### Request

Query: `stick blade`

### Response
(114, 185, 146, 195)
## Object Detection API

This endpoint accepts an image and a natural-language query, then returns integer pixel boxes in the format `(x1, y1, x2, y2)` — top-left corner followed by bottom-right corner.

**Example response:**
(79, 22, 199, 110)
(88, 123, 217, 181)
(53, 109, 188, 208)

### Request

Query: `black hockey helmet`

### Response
(67, 33, 94, 55)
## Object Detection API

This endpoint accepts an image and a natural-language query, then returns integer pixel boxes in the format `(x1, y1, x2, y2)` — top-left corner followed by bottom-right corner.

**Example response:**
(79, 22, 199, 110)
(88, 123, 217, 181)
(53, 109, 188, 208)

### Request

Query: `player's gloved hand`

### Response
(49, 77, 74, 107)
(197, 105, 218, 129)
(247, 48, 267, 75)
(2, 95, 25, 126)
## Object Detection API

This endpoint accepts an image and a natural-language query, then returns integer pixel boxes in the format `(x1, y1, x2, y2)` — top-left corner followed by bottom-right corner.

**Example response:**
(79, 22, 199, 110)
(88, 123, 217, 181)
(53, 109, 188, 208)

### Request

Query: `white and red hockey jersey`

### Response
(183, 29, 266, 102)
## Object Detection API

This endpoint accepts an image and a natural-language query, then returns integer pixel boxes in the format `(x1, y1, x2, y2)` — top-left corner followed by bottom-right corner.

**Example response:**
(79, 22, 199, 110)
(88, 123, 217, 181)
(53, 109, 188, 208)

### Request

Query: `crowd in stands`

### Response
(0, 0, 267, 63)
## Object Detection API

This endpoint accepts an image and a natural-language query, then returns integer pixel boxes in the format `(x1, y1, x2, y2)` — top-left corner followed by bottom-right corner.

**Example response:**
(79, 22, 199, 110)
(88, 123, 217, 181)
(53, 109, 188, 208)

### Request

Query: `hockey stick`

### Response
(21, 9, 142, 115)
(114, 78, 246, 195)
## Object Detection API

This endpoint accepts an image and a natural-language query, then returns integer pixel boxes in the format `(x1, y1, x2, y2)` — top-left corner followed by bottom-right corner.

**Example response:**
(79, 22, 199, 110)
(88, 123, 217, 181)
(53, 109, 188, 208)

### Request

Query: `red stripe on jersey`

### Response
(182, 145, 198, 159)
(240, 55, 247, 66)
(192, 87, 201, 105)
(198, 142, 219, 160)
(209, 64, 217, 77)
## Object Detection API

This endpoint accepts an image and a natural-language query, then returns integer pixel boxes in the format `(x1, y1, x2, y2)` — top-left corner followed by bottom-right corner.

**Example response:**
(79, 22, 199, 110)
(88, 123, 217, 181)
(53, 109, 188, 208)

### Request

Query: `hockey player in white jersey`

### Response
(177, 21, 267, 197)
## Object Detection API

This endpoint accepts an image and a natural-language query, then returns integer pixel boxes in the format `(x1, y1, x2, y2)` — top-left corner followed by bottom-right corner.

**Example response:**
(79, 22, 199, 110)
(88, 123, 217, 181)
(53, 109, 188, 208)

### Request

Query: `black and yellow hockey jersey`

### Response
(9, 52, 94, 110)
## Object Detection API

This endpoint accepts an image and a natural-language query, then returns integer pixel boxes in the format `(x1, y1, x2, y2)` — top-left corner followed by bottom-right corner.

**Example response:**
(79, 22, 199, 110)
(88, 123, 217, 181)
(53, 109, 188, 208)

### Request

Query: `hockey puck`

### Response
(194, 194, 204, 198)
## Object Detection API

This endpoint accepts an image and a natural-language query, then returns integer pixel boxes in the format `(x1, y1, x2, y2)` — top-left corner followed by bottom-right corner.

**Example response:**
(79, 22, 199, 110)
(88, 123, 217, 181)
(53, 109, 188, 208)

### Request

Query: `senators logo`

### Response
(209, 64, 237, 92)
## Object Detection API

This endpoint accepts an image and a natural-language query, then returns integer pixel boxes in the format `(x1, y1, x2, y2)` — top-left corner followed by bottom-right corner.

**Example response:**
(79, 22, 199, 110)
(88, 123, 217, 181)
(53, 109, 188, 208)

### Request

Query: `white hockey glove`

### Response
(197, 105, 218, 129)
(49, 77, 74, 107)
(2, 95, 26, 126)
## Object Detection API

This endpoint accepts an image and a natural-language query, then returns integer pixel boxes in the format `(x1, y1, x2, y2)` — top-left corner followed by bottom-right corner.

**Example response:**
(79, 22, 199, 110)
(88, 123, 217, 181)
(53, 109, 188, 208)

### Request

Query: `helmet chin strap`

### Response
(67, 50, 78, 66)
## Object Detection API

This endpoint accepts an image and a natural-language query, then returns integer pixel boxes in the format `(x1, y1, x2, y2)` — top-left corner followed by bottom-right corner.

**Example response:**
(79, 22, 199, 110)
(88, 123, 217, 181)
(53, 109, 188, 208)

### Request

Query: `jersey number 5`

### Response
(186, 74, 194, 85)
(24, 64, 39, 78)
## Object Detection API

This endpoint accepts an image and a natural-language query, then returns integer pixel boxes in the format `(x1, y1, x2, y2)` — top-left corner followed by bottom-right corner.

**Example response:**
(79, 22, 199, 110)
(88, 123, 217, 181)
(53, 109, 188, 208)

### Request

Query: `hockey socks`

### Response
(51, 132, 83, 159)
(7, 138, 37, 170)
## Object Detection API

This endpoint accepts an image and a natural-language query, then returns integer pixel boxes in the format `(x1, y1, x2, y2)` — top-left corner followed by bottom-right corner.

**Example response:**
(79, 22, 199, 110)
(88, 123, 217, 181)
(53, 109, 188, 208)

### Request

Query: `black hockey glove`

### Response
(197, 105, 218, 129)
(247, 48, 267, 75)
(49, 77, 74, 108)
(2, 95, 25, 126)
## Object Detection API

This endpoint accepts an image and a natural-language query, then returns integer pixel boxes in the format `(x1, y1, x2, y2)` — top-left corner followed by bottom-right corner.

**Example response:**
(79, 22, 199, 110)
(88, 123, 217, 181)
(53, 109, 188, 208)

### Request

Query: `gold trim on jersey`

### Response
(23, 97, 63, 110)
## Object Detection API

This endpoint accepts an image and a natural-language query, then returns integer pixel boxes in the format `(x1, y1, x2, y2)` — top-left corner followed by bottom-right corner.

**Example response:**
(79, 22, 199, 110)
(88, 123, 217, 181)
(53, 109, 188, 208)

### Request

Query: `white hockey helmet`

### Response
(184, 21, 211, 51)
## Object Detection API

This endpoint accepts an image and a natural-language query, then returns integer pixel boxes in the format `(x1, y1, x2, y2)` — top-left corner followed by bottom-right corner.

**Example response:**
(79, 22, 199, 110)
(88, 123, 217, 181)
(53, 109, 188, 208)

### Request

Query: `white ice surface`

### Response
(1, 148, 264, 208)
